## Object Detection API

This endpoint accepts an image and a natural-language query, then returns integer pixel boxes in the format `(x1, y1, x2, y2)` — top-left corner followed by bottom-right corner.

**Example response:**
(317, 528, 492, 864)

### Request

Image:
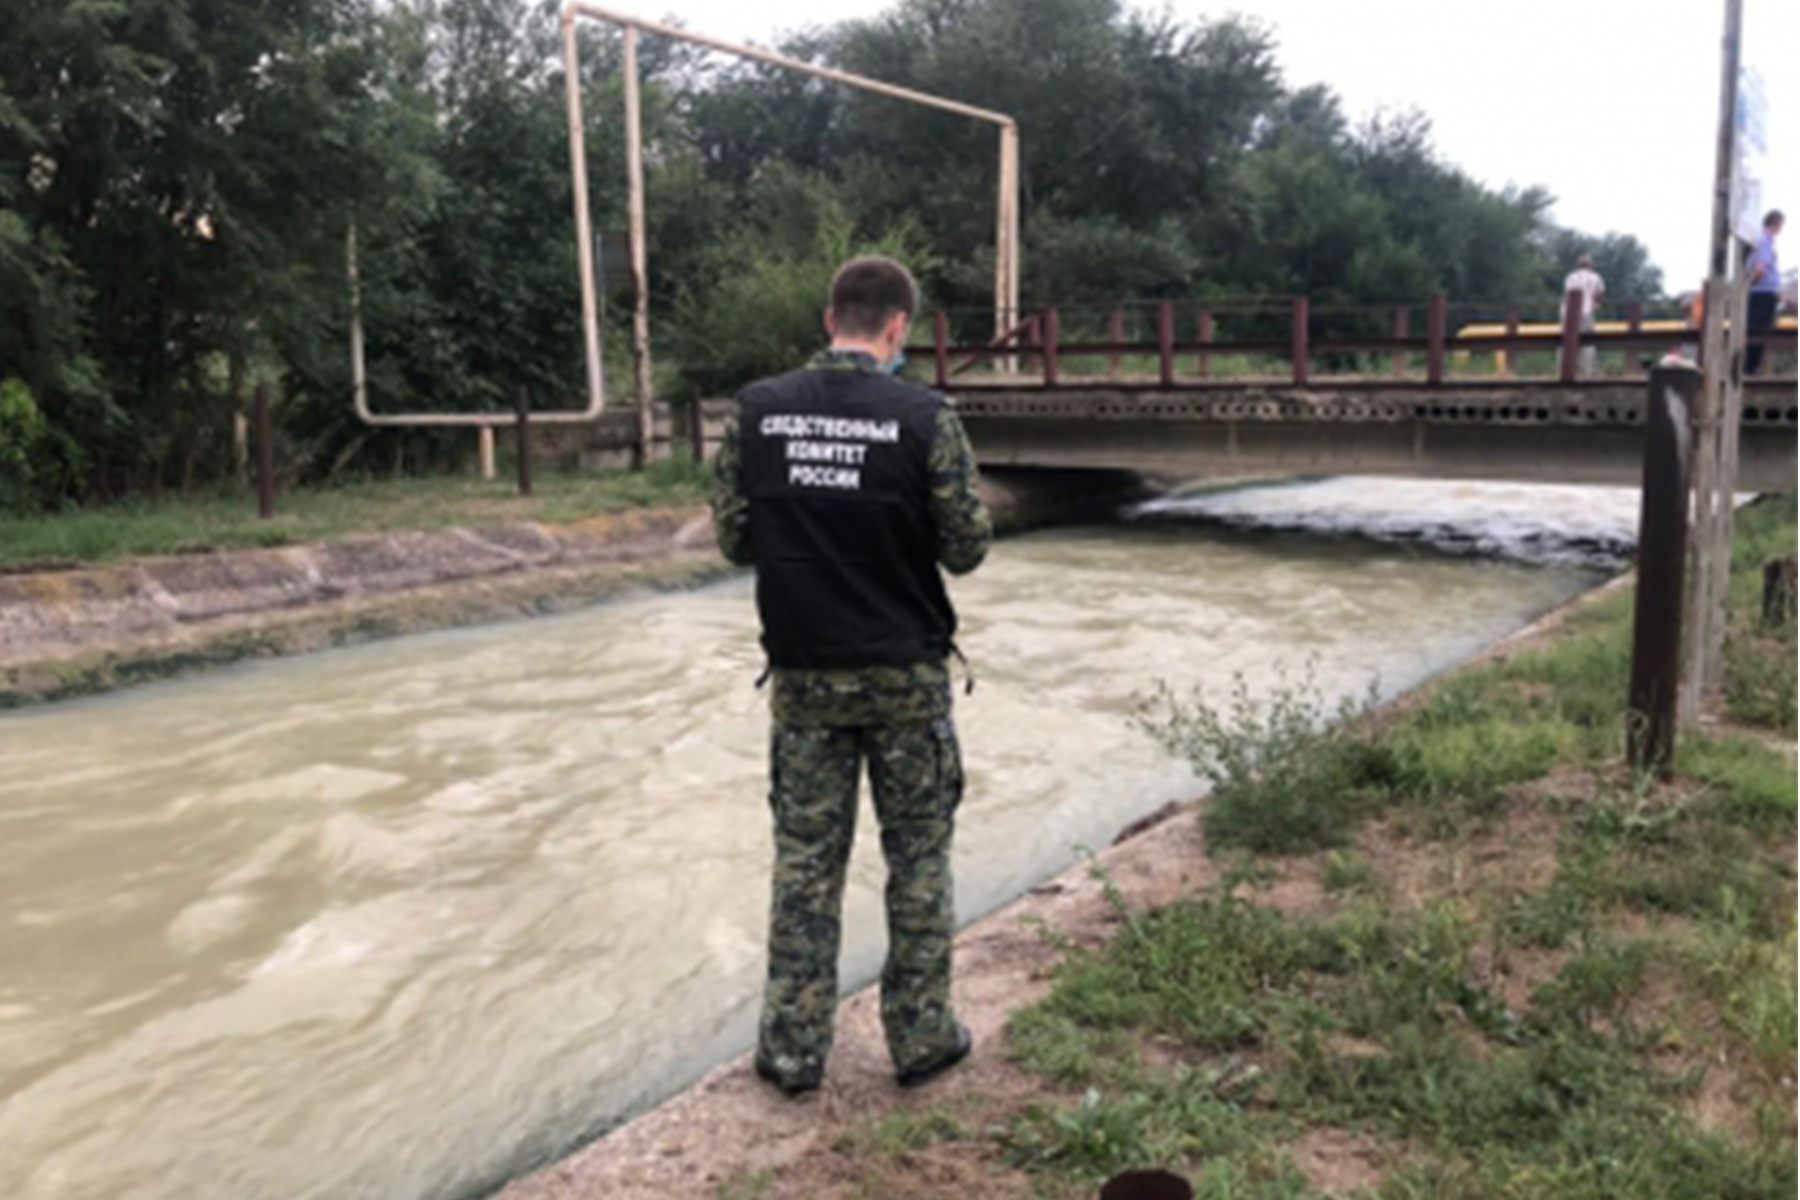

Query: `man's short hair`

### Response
(1576, 252, 1594, 269)
(829, 256, 919, 338)
(1766, 209, 1785, 228)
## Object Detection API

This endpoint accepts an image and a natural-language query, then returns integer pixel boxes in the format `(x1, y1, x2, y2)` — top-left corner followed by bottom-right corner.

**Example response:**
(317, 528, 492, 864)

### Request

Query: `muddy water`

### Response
(0, 481, 1638, 1200)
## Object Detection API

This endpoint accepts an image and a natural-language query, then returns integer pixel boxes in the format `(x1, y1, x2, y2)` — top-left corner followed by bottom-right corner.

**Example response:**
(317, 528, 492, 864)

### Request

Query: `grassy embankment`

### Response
(770, 496, 1797, 1200)
(0, 457, 711, 570)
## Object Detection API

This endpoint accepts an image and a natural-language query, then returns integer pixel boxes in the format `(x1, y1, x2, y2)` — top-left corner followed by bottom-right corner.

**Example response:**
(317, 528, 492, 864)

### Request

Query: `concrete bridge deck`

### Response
(950, 380, 1798, 491)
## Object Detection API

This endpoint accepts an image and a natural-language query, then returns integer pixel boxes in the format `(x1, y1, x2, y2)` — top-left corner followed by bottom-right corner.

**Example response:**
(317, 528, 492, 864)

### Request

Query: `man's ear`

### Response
(887, 310, 910, 348)
(824, 309, 837, 339)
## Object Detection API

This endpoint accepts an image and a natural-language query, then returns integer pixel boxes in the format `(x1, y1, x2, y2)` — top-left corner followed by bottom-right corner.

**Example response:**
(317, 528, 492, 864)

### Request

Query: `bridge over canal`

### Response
(924, 296, 1799, 492)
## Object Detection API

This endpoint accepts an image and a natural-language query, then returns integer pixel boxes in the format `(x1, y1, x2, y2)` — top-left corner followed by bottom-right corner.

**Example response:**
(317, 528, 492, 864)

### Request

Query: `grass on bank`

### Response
(798, 498, 1796, 1200)
(0, 456, 711, 570)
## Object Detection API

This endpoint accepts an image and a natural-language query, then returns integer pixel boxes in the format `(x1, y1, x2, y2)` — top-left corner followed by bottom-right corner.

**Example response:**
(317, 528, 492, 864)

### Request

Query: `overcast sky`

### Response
(595, 0, 1795, 291)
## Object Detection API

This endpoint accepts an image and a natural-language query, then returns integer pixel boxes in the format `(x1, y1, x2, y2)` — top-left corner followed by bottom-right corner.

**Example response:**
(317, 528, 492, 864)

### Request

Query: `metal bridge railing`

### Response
(924, 292, 1799, 392)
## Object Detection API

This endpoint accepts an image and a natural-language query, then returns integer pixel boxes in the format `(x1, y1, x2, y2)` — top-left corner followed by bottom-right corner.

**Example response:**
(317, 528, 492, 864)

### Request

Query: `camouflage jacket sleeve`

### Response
(711, 406, 754, 566)
(927, 403, 992, 575)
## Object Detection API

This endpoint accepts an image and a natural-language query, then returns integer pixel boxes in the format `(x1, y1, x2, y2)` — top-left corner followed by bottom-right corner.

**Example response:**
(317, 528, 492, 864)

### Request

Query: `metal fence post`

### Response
(1108, 310, 1126, 375)
(1291, 296, 1310, 386)
(1626, 301, 1644, 374)
(1157, 302, 1175, 388)
(1195, 311, 1213, 377)
(1502, 305, 1521, 378)
(1426, 295, 1447, 385)
(515, 384, 534, 497)
(1627, 365, 1697, 777)
(1391, 306, 1409, 377)
(254, 383, 275, 520)
(1043, 307, 1059, 386)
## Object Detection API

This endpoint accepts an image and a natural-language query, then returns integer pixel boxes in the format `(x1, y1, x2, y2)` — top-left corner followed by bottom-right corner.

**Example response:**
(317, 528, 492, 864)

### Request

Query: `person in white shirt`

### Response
(1562, 253, 1606, 378)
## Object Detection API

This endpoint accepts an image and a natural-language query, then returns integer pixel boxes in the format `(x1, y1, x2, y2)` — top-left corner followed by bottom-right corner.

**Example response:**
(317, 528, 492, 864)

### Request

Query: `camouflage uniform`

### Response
(713, 349, 992, 1084)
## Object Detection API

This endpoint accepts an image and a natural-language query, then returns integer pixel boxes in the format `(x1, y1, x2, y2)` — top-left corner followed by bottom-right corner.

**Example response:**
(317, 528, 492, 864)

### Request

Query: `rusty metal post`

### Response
(1502, 305, 1520, 378)
(1391, 307, 1409, 376)
(934, 311, 949, 388)
(1108, 310, 1126, 375)
(1426, 295, 1447, 385)
(1291, 296, 1309, 386)
(1043, 307, 1059, 387)
(1560, 287, 1583, 383)
(515, 385, 533, 497)
(1627, 365, 1697, 777)
(1626, 302, 1644, 373)
(688, 396, 706, 463)
(253, 383, 274, 520)
(1157, 302, 1175, 388)
(1195, 311, 1213, 377)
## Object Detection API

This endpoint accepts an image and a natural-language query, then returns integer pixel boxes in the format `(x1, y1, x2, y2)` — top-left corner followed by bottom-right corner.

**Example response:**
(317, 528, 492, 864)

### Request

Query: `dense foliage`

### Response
(0, 0, 1663, 506)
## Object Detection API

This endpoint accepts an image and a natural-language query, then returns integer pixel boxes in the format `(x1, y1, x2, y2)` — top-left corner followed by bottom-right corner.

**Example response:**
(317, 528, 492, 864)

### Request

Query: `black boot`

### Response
(896, 1023, 973, 1088)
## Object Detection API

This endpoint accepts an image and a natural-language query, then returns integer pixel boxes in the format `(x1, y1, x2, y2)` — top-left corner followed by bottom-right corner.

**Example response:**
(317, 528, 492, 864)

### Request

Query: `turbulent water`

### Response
(1134, 479, 1642, 569)
(0, 479, 1639, 1200)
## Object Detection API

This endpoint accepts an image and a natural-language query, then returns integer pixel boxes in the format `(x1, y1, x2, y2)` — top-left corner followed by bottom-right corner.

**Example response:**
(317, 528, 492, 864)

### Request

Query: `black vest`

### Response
(738, 366, 956, 669)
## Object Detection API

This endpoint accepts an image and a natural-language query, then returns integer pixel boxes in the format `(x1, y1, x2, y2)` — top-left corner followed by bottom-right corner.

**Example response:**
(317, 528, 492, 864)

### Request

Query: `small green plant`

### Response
(1321, 849, 1372, 893)
(834, 1107, 968, 1159)
(1134, 664, 1391, 855)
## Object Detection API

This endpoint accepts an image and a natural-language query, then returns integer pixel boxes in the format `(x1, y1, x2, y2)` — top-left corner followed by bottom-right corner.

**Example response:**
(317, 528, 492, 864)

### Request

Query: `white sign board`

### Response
(1731, 65, 1767, 246)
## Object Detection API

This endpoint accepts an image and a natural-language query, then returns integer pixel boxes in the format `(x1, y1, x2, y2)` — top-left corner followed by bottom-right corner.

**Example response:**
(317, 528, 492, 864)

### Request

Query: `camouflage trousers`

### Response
(757, 717, 964, 1084)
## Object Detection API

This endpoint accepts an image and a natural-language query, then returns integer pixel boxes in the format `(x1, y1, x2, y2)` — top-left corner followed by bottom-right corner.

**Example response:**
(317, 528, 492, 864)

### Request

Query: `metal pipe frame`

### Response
(561, 0, 1022, 403)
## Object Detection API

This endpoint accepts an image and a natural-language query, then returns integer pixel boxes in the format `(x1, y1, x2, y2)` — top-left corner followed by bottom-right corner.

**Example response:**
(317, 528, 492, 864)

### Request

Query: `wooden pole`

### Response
(1195, 312, 1213, 377)
(1391, 307, 1409, 377)
(1559, 287, 1583, 383)
(1291, 296, 1309, 386)
(1043, 307, 1059, 387)
(479, 426, 497, 481)
(515, 385, 534, 497)
(254, 384, 275, 520)
(1426, 295, 1447, 385)
(1628, 366, 1697, 777)
(623, 25, 655, 466)
(1704, 260, 1752, 693)
(1108, 311, 1126, 375)
(1683, 0, 1745, 727)
(1157, 303, 1174, 388)
(1502, 306, 1520, 378)
(688, 396, 706, 463)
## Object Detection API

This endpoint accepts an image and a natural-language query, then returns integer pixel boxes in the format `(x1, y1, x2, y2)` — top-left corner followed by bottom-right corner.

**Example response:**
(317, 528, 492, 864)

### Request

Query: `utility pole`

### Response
(1681, 0, 1747, 727)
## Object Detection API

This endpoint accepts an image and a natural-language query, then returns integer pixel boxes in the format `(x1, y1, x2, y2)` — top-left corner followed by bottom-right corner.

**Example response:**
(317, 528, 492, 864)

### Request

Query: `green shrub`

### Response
(1135, 667, 1394, 855)
(0, 377, 83, 513)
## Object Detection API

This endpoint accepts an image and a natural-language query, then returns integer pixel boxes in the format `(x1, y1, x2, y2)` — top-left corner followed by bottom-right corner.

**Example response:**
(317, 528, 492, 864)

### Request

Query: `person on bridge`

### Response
(1562, 252, 1606, 379)
(711, 255, 993, 1098)
(1747, 209, 1783, 376)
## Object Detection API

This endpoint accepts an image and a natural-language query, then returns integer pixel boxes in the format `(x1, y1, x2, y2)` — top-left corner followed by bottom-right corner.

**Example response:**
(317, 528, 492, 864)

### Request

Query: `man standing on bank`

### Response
(712, 255, 993, 1097)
